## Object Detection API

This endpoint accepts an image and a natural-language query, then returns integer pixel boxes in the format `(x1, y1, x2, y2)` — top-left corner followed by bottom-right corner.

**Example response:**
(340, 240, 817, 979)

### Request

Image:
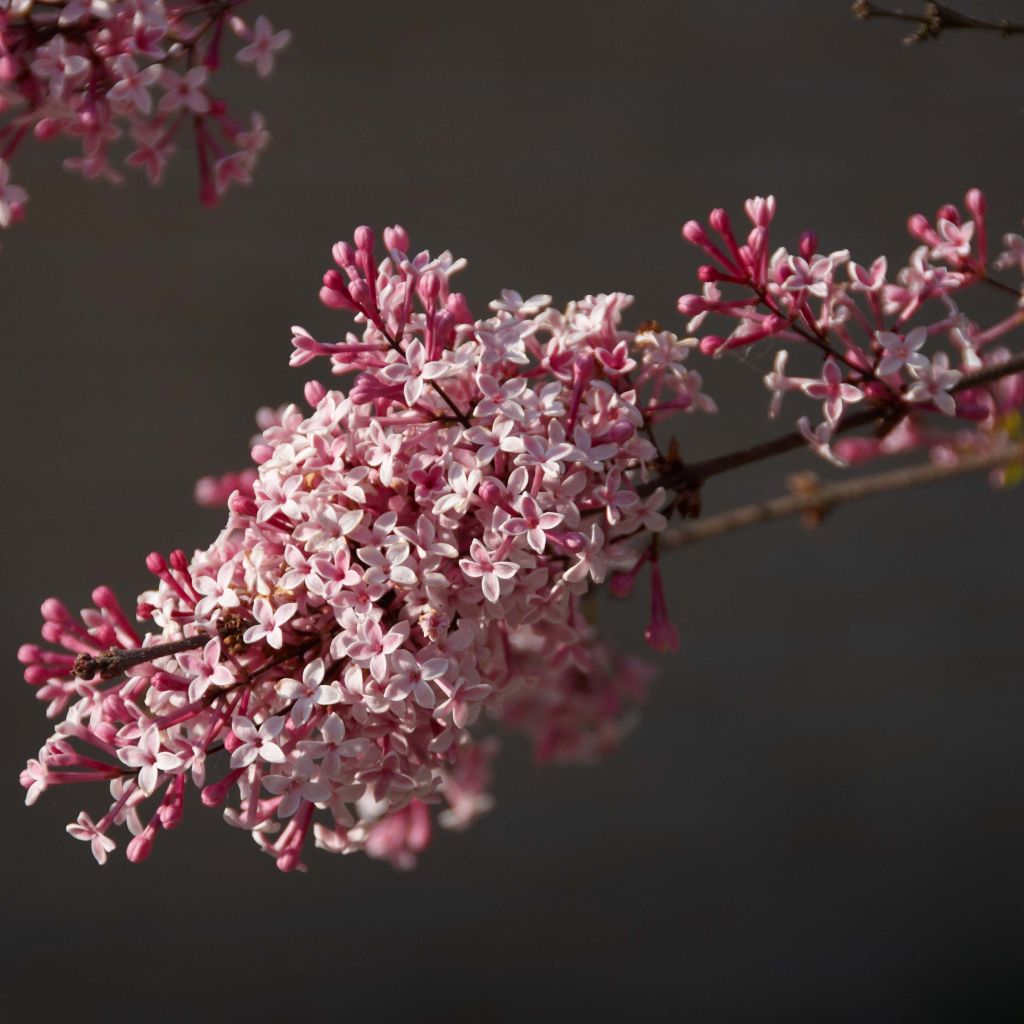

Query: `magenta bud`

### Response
(798, 231, 817, 260)
(609, 572, 635, 599)
(24, 665, 50, 685)
(276, 848, 301, 872)
(384, 224, 410, 253)
(677, 294, 706, 315)
(201, 776, 233, 807)
(169, 550, 189, 573)
(353, 225, 375, 252)
(447, 292, 473, 323)
(708, 208, 731, 235)
(17, 644, 39, 664)
(699, 335, 727, 357)
(40, 622, 62, 643)
(251, 444, 273, 465)
(332, 241, 355, 268)
(34, 117, 61, 140)
(349, 280, 372, 309)
(681, 220, 708, 246)
(595, 420, 634, 445)
(478, 480, 505, 506)
(136, 602, 156, 620)
(833, 437, 880, 465)
(697, 265, 721, 283)
(559, 531, 586, 553)
(91, 585, 116, 608)
(320, 271, 354, 310)
(126, 828, 156, 864)
(146, 552, 167, 575)
(229, 492, 258, 517)
(304, 380, 327, 406)
(907, 213, 930, 239)
(965, 188, 986, 218)
(40, 597, 68, 622)
(417, 270, 442, 303)
(937, 204, 959, 225)
(158, 778, 185, 830)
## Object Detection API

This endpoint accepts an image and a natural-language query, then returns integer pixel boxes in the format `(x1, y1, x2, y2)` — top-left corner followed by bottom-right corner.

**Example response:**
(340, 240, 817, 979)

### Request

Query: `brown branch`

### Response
(72, 615, 247, 680)
(662, 443, 1024, 548)
(644, 349, 1024, 496)
(852, 1, 1024, 43)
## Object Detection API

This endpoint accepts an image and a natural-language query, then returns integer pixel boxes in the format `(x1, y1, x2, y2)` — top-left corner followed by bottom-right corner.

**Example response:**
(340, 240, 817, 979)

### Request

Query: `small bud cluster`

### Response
(20, 225, 712, 871)
(679, 189, 1024, 474)
(0, 0, 290, 236)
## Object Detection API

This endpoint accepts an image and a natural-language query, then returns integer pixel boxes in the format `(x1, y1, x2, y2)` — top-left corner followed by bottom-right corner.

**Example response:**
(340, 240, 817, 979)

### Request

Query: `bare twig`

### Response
(662, 443, 1024, 548)
(852, 1, 1024, 44)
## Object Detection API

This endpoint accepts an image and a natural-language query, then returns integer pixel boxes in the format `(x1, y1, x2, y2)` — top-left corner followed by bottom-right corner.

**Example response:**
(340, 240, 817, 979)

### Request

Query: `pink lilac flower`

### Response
(28, 195, 1024, 875)
(905, 354, 962, 416)
(876, 326, 930, 377)
(0, 2, 290, 238)
(233, 15, 292, 79)
(801, 357, 864, 428)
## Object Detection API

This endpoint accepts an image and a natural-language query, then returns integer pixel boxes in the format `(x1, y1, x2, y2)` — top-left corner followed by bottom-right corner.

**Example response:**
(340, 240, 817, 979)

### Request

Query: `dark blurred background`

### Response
(4, 1, 1024, 1019)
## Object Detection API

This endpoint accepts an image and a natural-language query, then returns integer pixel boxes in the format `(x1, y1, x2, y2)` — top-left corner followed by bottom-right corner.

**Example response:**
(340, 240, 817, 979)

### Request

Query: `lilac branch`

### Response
(645, 349, 1024, 495)
(852, 1, 1024, 43)
(662, 442, 1024, 548)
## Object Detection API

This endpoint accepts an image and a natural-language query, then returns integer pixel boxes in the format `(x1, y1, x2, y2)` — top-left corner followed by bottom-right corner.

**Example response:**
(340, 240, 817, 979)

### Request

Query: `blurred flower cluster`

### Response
(0, 0, 290, 234)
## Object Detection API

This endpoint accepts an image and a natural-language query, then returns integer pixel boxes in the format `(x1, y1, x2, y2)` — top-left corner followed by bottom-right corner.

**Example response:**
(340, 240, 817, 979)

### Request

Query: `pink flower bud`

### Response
(699, 335, 727, 357)
(304, 380, 327, 406)
(681, 220, 708, 246)
(40, 598, 68, 623)
(384, 224, 409, 252)
(354, 225, 375, 252)
(126, 825, 157, 863)
(677, 294, 707, 315)
(229, 492, 258, 517)
(447, 292, 473, 323)
(709, 207, 732, 236)
(965, 188, 986, 219)
(332, 241, 356, 268)
(146, 552, 167, 575)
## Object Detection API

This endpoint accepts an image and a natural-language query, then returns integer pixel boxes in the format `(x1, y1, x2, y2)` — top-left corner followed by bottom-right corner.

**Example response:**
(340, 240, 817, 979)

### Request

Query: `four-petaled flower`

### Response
(243, 598, 298, 649)
(230, 715, 287, 769)
(459, 539, 519, 602)
(235, 15, 292, 79)
(117, 725, 183, 796)
(801, 357, 863, 427)
(905, 354, 961, 416)
(876, 326, 930, 377)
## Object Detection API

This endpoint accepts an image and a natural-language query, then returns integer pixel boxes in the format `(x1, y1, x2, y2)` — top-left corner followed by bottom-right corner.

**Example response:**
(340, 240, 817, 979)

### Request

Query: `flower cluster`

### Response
(19, 225, 714, 871)
(679, 189, 1024, 473)
(0, 0, 290, 235)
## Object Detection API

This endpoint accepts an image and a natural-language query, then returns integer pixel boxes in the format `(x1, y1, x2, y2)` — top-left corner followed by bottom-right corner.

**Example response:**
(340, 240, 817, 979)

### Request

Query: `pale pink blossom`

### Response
(229, 715, 286, 768)
(234, 15, 291, 79)
(243, 598, 298, 650)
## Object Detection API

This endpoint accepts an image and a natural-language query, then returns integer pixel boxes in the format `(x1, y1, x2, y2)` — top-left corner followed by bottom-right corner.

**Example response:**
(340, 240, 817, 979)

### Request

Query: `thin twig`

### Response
(852, 1, 1024, 43)
(644, 349, 1024, 496)
(662, 443, 1024, 548)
